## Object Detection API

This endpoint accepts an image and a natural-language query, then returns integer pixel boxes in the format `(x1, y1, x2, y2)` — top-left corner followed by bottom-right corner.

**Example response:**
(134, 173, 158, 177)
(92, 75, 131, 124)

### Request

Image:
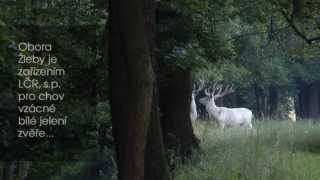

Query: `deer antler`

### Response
(204, 88, 211, 97)
(203, 82, 234, 99)
(204, 82, 218, 97)
(214, 84, 234, 99)
(193, 79, 205, 94)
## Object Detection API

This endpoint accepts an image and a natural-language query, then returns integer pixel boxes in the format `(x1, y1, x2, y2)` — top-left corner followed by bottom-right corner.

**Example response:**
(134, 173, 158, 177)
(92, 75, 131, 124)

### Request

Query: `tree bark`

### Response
(297, 81, 309, 118)
(296, 81, 320, 119)
(269, 85, 279, 118)
(160, 68, 199, 158)
(308, 83, 320, 119)
(254, 83, 263, 118)
(145, 86, 171, 180)
(143, 0, 171, 179)
(109, 0, 155, 179)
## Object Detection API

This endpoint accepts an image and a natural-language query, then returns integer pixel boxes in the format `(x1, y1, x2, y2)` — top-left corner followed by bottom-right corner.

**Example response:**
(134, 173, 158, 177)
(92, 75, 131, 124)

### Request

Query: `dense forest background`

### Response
(0, 0, 320, 180)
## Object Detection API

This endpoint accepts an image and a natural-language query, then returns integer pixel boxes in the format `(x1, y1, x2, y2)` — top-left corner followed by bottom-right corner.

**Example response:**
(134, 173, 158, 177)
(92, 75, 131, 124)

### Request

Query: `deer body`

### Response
(204, 100, 253, 129)
(200, 83, 253, 129)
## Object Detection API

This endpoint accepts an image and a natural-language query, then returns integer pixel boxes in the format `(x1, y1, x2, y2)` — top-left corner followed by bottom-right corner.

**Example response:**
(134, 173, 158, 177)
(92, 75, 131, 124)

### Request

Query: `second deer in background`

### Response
(190, 80, 205, 122)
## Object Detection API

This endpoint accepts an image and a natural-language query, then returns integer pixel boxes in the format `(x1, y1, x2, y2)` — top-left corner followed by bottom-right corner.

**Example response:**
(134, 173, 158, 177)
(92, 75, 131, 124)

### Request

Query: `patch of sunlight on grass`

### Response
(175, 120, 320, 180)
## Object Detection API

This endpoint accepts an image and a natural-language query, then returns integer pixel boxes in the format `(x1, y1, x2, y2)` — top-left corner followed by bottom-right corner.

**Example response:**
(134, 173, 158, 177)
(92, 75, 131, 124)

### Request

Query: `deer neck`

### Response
(209, 98, 220, 114)
(191, 94, 196, 110)
(210, 98, 218, 108)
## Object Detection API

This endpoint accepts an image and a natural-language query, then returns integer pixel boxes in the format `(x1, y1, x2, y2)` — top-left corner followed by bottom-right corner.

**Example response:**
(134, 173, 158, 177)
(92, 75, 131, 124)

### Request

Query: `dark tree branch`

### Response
(226, 25, 289, 43)
(280, 9, 320, 44)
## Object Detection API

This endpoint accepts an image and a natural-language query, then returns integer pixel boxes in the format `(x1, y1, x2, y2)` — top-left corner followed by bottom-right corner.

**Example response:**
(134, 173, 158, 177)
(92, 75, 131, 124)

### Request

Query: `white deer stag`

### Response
(190, 80, 205, 122)
(199, 83, 253, 129)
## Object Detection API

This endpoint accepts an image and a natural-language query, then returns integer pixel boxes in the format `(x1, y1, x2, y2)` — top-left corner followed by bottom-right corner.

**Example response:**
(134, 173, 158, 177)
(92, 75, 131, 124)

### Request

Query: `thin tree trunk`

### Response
(109, 0, 155, 179)
(254, 83, 263, 118)
(269, 85, 279, 118)
(262, 95, 268, 119)
(308, 83, 320, 119)
(297, 81, 309, 118)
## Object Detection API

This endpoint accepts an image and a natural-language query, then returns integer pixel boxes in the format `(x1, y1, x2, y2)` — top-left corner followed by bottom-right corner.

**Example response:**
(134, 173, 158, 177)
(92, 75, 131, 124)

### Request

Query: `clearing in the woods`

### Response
(175, 120, 320, 180)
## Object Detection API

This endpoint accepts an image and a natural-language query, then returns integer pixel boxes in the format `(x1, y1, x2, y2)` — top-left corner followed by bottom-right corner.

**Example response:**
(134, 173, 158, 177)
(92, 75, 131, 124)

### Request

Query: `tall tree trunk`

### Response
(144, 0, 171, 179)
(254, 83, 263, 118)
(297, 81, 309, 118)
(109, 0, 154, 179)
(262, 94, 268, 118)
(296, 81, 319, 119)
(269, 85, 279, 118)
(308, 83, 320, 119)
(145, 86, 171, 180)
(160, 68, 199, 158)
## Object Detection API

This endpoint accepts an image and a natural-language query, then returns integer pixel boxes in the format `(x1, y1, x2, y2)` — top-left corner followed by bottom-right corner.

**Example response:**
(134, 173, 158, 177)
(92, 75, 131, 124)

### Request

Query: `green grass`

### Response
(174, 120, 320, 180)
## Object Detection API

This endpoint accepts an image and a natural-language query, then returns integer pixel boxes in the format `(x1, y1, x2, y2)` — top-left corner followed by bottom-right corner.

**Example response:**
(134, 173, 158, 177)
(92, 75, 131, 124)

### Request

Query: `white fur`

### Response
(190, 94, 197, 121)
(190, 80, 205, 122)
(200, 96, 253, 129)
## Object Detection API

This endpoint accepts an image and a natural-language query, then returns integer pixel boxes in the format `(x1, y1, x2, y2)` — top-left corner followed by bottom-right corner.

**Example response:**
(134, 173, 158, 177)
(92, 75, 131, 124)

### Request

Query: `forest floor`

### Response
(174, 120, 320, 180)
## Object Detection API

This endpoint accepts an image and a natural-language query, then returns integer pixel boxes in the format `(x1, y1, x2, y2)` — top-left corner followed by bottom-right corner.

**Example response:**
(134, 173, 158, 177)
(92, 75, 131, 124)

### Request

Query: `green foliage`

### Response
(25, 101, 114, 179)
(158, 0, 237, 70)
(1, 0, 320, 178)
(50, 149, 117, 180)
(28, 148, 117, 180)
(162, 0, 209, 14)
(162, 43, 208, 70)
(163, 0, 319, 118)
(0, 21, 16, 90)
(0, 0, 113, 178)
(175, 120, 320, 180)
(289, 59, 320, 83)
(194, 62, 251, 87)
